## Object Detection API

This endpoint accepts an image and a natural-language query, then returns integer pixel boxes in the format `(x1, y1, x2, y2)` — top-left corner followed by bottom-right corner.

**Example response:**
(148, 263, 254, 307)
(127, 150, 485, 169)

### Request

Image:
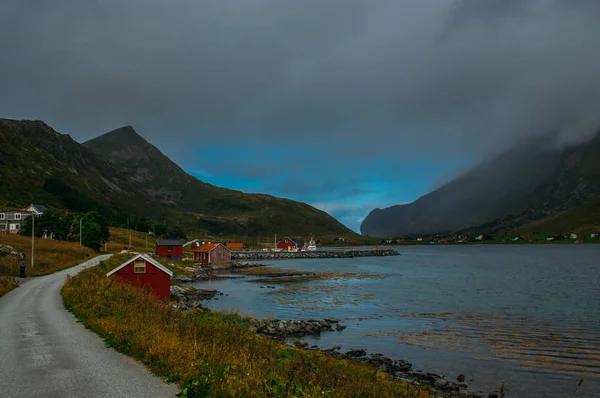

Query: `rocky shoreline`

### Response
(313, 348, 497, 397)
(171, 261, 269, 283)
(168, 285, 498, 397)
(170, 285, 221, 311)
(249, 318, 347, 338)
(231, 249, 399, 260)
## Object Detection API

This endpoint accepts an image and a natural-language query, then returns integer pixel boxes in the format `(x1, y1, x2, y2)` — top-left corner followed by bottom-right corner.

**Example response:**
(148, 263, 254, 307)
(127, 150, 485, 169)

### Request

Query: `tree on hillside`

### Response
(81, 211, 110, 243)
(165, 225, 187, 240)
(70, 211, 111, 250)
(81, 221, 103, 251)
(23, 210, 74, 240)
(154, 223, 167, 236)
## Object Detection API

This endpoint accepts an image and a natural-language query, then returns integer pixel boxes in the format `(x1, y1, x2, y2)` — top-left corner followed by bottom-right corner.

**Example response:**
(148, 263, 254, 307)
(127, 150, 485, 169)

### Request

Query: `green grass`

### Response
(516, 197, 600, 235)
(61, 255, 435, 398)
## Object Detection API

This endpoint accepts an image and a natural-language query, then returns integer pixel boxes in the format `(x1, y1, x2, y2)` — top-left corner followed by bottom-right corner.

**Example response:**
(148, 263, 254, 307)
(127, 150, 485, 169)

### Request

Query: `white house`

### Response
(0, 204, 46, 234)
(25, 204, 47, 216)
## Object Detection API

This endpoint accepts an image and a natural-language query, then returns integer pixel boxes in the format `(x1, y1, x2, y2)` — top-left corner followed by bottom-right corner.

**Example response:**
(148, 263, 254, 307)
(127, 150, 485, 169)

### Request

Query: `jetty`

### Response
(231, 249, 399, 261)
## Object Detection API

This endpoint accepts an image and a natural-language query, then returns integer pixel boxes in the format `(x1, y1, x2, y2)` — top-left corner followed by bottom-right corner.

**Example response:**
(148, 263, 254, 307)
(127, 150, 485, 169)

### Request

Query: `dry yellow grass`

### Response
(0, 277, 19, 297)
(0, 234, 95, 276)
(106, 227, 153, 253)
(62, 255, 435, 398)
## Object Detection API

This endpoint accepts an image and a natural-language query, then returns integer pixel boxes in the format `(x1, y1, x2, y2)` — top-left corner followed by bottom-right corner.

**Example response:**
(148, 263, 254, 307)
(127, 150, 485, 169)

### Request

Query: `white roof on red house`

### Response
(106, 253, 174, 277)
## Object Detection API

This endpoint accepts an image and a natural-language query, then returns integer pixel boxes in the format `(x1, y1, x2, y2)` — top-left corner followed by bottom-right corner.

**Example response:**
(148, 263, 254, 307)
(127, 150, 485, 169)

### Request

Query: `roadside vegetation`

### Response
(62, 255, 433, 397)
(0, 277, 19, 297)
(0, 233, 95, 276)
(22, 209, 110, 251)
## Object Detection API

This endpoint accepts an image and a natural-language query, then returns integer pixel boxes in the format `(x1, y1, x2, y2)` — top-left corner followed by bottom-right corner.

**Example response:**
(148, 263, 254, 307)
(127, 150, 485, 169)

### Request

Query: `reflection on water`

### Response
(194, 245, 600, 397)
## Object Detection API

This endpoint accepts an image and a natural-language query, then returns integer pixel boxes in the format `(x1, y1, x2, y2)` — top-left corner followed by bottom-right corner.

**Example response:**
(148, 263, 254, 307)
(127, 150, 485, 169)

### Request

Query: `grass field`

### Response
(0, 277, 19, 297)
(62, 255, 435, 398)
(0, 234, 96, 276)
(106, 227, 154, 253)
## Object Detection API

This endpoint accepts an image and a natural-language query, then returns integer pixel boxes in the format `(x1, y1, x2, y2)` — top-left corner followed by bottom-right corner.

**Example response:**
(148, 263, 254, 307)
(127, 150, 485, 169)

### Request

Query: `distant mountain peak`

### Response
(85, 125, 149, 148)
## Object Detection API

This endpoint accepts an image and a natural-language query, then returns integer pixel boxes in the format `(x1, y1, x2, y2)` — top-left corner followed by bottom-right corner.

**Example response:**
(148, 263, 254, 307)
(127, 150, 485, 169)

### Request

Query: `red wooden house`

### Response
(155, 239, 183, 262)
(276, 237, 304, 251)
(106, 254, 173, 300)
(192, 243, 231, 264)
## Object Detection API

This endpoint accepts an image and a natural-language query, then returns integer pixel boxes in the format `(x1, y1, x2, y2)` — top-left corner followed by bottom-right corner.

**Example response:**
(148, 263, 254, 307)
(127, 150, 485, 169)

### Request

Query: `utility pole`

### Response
(79, 218, 82, 246)
(127, 216, 131, 248)
(31, 214, 35, 270)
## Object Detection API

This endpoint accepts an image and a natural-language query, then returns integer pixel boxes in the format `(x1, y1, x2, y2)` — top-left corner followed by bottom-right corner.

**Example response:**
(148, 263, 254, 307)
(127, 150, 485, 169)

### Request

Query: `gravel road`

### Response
(0, 255, 179, 397)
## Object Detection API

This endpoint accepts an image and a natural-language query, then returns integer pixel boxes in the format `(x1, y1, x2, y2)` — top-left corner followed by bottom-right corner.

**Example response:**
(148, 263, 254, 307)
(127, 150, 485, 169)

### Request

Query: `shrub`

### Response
(0, 277, 19, 297)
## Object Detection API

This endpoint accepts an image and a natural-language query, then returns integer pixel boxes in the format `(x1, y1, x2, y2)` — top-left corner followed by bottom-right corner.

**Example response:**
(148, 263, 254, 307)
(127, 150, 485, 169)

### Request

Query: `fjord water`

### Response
(196, 245, 600, 397)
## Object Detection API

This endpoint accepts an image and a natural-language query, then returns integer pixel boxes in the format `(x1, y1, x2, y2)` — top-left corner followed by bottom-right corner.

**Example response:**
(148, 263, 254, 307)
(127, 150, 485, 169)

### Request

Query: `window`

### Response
(0, 213, 4, 220)
(15, 213, 21, 220)
(134, 258, 146, 273)
(167, 245, 173, 251)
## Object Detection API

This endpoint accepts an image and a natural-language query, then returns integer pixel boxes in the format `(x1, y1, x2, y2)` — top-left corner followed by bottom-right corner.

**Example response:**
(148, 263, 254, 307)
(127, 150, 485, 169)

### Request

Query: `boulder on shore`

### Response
(170, 285, 219, 311)
(251, 318, 345, 338)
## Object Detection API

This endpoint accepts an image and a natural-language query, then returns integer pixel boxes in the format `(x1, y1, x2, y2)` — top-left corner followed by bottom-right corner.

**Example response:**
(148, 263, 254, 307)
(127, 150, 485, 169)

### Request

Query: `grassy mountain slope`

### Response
(0, 119, 169, 221)
(0, 119, 352, 237)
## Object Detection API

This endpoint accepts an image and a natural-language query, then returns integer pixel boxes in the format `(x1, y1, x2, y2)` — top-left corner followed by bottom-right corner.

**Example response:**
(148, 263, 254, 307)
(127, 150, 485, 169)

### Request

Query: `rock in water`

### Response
(457, 373, 466, 382)
(344, 349, 367, 358)
(251, 318, 334, 337)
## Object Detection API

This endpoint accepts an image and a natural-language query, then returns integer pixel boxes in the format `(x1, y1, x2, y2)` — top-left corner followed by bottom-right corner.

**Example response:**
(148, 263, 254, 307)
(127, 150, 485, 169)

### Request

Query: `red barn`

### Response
(106, 254, 173, 300)
(192, 243, 231, 264)
(276, 237, 303, 251)
(155, 239, 183, 262)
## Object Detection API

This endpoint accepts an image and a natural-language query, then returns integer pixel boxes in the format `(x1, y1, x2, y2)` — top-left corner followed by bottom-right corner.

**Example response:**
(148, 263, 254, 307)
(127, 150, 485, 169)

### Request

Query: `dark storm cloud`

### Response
(2, 0, 600, 202)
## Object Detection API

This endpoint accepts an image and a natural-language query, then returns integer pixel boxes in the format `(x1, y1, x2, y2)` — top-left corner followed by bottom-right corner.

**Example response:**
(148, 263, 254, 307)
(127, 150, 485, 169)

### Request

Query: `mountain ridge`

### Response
(0, 119, 353, 237)
(361, 131, 600, 237)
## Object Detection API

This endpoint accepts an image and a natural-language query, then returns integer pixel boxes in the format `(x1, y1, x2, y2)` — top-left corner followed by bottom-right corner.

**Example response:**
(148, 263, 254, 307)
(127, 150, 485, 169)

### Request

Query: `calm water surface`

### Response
(192, 245, 600, 397)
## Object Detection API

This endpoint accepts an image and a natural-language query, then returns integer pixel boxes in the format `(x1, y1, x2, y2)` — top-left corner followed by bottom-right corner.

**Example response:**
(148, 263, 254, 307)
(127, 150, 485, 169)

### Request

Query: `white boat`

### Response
(306, 237, 317, 251)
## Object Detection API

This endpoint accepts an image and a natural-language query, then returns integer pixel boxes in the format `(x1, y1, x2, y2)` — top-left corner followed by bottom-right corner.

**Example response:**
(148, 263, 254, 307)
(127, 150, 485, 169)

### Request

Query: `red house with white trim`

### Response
(106, 254, 173, 300)
(192, 242, 231, 264)
(155, 239, 183, 262)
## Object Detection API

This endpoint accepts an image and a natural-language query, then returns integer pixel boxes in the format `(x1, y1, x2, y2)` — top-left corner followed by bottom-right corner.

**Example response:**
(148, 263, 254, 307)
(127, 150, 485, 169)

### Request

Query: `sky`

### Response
(2, 0, 600, 231)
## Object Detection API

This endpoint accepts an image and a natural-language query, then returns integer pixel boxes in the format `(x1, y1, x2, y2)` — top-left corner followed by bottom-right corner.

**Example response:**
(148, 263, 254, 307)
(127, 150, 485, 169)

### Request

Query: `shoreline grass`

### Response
(0, 234, 96, 276)
(61, 255, 435, 397)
